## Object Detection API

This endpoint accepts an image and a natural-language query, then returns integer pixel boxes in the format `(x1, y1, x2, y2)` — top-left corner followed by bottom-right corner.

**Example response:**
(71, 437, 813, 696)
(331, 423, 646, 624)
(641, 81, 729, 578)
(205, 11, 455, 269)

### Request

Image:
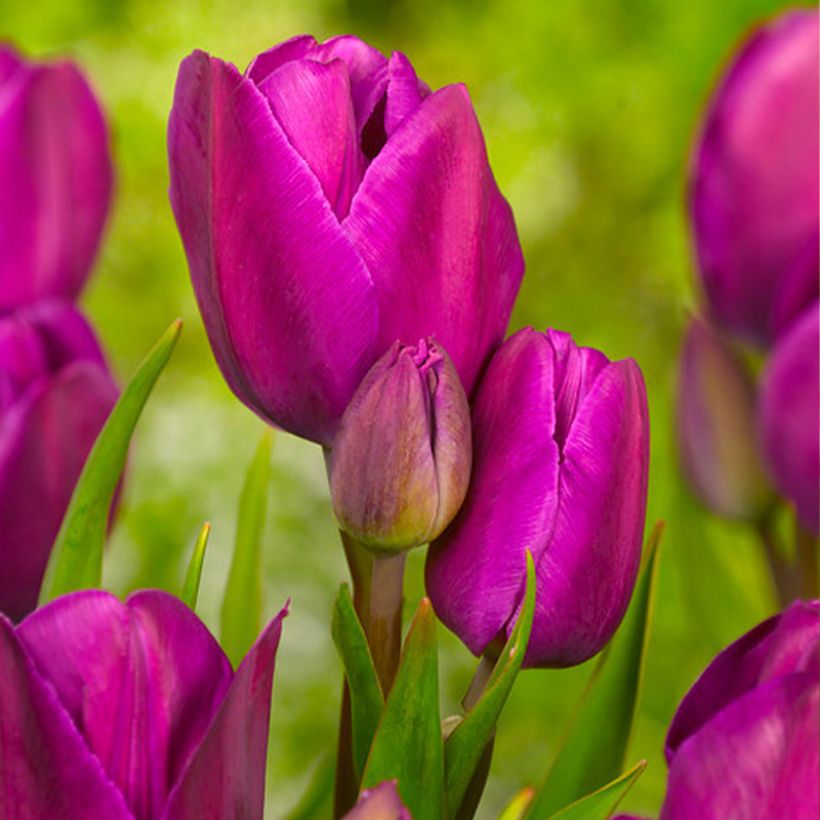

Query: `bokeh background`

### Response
(0, 0, 801, 815)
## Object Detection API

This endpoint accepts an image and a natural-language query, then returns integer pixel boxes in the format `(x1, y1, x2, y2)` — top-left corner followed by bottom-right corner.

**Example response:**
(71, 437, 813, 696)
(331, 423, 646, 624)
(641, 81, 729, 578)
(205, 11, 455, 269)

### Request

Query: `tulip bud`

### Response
(759, 304, 820, 535)
(329, 338, 471, 554)
(690, 10, 819, 346)
(426, 327, 649, 668)
(676, 315, 772, 520)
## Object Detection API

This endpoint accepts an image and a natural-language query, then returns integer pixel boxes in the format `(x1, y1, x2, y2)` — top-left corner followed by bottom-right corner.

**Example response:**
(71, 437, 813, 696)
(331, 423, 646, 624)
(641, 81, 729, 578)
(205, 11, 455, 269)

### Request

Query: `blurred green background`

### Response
(0, 0, 800, 815)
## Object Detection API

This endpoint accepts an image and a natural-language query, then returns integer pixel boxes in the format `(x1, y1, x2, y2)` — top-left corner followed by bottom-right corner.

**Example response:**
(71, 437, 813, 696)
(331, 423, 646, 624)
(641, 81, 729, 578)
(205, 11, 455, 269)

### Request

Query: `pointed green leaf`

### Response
(361, 598, 444, 820)
(331, 584, 384, 779)
(39, 320, 182, 605)
(499, 788, 536, 820)
(181, 522, 211, 610)
(444, 551, 536, 817)
(547, 761, 646, 820)
(527, 523, 663, 819)
(220, 430, 273, 667)
(286, 755, 335, 820)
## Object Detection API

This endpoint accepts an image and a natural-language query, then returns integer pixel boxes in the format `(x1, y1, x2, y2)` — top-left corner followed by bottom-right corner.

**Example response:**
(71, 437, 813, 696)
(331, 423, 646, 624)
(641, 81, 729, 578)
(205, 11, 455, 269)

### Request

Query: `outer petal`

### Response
(168, 51, 378, 445)
(0, 361, 117, 621)
(426, 329, 559, 656)
(344, 83, 524, 396)
(661, 672, 819, 820)
(758, 304, 820, 534)
(18, 590, 233, 819)
(528, 358, 649, 667)
(161, 603, 289, 820)
(0, 53, 112, 309)
(666, 600, 819, 762)
(0, 615, 132, 819)
(345, 782, 411, 819)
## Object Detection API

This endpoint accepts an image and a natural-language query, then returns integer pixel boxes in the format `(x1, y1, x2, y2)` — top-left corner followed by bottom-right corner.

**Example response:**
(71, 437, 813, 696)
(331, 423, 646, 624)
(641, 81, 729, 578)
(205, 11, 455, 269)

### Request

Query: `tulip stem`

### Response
(795, 525, 818, 600)
(757, 512, 818, 607)
(462, 656, 494, 711)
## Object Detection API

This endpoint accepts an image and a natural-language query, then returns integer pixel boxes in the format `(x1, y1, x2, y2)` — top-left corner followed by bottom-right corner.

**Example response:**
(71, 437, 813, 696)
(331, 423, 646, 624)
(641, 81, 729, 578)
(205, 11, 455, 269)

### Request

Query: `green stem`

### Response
(795, 524, 819, 600)
(757, 513, 798, 608)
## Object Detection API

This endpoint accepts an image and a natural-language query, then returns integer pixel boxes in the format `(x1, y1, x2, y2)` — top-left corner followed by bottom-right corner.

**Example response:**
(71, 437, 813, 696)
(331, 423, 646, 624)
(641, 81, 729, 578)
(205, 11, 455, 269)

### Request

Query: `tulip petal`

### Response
(426, 329, 559, 656)
(0, 55, 112, 309)
(168, 51, 378, 444)
(17, 590, 233, 819)
(245, 34, 318, 83)
(345, 782, 411, 819)
(0, 615, 132, 819)
(661, 672, 819, 820)
(344, 83, 524, 396)
(384, 52, 427, 137)
(0, 361, 117, 620)
(162, 603, 289, 820)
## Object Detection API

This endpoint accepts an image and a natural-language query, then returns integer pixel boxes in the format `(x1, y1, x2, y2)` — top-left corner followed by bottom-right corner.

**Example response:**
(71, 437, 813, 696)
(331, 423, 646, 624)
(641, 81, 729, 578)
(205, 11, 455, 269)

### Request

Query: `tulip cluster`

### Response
(0, 47, 116, 620)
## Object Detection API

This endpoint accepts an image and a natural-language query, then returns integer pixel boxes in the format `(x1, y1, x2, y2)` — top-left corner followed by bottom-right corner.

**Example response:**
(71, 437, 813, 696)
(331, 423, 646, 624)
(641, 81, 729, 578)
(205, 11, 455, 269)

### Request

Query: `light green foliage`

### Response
(181, 521, 211, 610)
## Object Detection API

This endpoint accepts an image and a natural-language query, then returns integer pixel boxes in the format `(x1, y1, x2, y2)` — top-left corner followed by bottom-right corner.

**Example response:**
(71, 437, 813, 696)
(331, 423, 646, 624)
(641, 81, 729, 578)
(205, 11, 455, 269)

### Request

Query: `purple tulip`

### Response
(0, 45, 113, 309)
(426, 327, 650, 668)
(0, 301, 118, 620)
(759, 303, 819, 535)
(0, 588, 288, 819)
(690, 9, 819, 346)
(676, 315, 772, 520)
(168, 35, 524, 446)
(329, 338, 471, 553)
(345, 782, 411, 819)
(661, 600, 819, 819)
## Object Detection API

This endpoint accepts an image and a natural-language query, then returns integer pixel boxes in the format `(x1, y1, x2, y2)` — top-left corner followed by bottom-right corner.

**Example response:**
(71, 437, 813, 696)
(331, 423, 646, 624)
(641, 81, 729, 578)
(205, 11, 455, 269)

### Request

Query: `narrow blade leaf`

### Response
(499, 788, 536, 820)
(361, 598, 444, 820)
(547, 761, 646, 820)
(528, 523, 663, 818)
(182, 522, 211, 610)
(444, 551, 536, 817)
(220, 431, 273, 667)
(39, 320, 182, 604)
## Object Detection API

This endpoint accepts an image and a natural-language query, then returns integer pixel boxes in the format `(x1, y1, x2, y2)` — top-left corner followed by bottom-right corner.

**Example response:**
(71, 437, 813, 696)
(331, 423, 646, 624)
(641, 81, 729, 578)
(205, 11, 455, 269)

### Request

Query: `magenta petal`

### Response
(344, 83, 524, 396)
(0, 55, 112, 309)
(162, 603, 289, 820)
(0, 615, 132, 819)
(384, 52, 426, 136)
(345, 781, 411, 819)
(759, 304, 820, 534)
(0, 361, 117, 620)
(168, 51, 378, 444)
(245, 35, 318, 83)
(427, 329, 559, 655)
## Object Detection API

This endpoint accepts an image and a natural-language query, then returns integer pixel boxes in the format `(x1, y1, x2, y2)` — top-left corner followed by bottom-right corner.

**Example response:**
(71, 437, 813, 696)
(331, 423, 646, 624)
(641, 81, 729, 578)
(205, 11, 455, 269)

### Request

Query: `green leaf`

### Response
(361, 598, 444, 820)
(331, 584, 385, 779)
(547, 761, 646, 820)
(220, 430, 273, 667)
(286, 755, 335, 820)
(498, 788, 536, 820)
(527, 523, 663, 819)
(444, 551, 536, 818)
(39, 320, 182, 605)
(181, 522, 211, 610)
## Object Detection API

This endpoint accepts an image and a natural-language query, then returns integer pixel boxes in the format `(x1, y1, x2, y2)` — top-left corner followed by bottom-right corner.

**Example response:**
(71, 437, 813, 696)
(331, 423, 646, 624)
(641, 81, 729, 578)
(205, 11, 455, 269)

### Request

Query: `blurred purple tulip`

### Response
(426, 327, 649, 668)
(690, 9, 819, 346)
(676, 315, 772, 520)
(168, 35, 523, 446)
(0, 45, 113, 309)
(345, 782, 411, 819)
(661, 600, 819, 819)
(759, 304, 819, 535)
(0, 302, 117, 620)
(329, 338, 471, 553)
(0, 588, 288, 819)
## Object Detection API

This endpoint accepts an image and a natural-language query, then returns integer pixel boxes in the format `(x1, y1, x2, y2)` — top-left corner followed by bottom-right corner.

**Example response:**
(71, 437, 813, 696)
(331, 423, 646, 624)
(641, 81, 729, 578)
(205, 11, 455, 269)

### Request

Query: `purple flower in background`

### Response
(168, 34, 523, 446)
(0, 45, 113, 309)
(345, 782, 411, 819)
(690, 9, 819, 346)
(329, 338, 471, 553)
(0, 302, 117, 621)
(0, 589, 288, 819)
(759, 304, 819, 535)
(676, 315, 772, 520)
(661, 600, 819, 819)
(426, 327, 649, 668)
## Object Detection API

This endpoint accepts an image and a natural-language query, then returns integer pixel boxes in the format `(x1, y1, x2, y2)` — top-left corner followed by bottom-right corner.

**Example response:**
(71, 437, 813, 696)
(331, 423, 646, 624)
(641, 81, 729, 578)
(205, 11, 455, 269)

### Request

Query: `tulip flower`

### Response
(426, 327, 649, 668)
(345, 782, 411, 819)
(168, 34, 523, 446)
(0, 45, 113, 310)
(660, 599, 819, 819)
(0, 588, 288, 819)
(759, 304, 819, 535)
(676, 315, 772, 520)
(329, 338, 471, 553)
(0, 302, 117, 620)
(690, 9, 819, 346)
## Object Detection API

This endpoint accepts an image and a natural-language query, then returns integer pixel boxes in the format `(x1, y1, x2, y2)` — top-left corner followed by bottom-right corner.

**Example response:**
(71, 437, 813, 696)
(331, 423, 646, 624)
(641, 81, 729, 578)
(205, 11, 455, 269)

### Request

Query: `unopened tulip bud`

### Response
(329, 338, 471, 554)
